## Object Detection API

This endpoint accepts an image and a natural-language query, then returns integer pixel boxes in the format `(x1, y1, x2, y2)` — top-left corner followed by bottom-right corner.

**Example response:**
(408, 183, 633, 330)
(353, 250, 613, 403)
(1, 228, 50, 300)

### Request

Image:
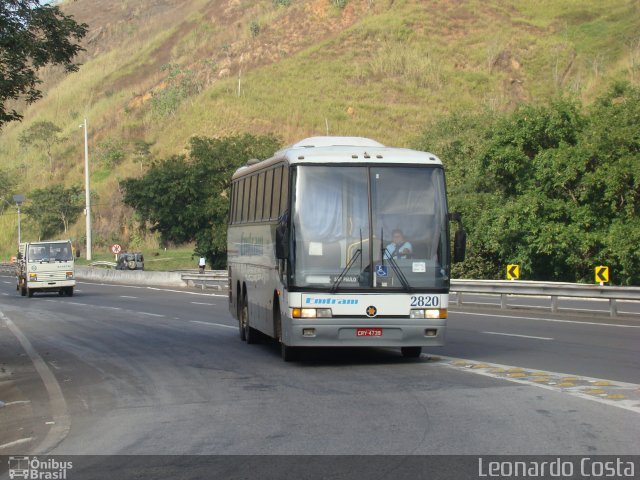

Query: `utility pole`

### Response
(82, 118, 92, 260)
(12, 194, 24, 249)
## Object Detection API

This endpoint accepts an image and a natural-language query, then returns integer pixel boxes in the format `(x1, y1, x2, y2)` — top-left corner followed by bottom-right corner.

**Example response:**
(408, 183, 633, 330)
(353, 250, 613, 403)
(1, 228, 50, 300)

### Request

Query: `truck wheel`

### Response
(58, 290, 64, 296)
(27, 288, 34, 298)
(20, 286, 26, 297)
(66, 287, 74, 297)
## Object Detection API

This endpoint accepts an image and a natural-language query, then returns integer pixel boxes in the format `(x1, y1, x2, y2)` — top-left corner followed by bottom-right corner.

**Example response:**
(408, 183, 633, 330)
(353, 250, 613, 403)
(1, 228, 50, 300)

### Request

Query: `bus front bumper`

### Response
(284, 317, 446, 347)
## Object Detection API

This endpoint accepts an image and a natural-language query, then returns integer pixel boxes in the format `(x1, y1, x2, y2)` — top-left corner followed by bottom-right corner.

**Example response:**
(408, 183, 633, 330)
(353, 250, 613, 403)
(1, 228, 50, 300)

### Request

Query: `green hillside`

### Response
(1, 0, 639, 261)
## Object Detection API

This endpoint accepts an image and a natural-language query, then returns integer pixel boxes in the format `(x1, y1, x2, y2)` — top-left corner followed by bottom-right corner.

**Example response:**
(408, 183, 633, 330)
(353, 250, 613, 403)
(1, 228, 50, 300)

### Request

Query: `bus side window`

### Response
(256, 172, 265, 222)
(242, 178, 250, 223)
(229, 182, 236, 224)
(264, 169, 274, 220)
(280, 167, 289, 218)
(272, 167, 283, 220)
(248, 175, 256, 222)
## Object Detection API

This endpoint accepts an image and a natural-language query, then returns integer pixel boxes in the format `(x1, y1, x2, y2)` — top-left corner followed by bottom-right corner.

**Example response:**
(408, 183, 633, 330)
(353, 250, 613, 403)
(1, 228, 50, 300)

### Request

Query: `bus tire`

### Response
(239, 297, 247, 341)
(401, 347, 422, 358)
(241, 294, 259, 344)
(281, 343, 297, 362)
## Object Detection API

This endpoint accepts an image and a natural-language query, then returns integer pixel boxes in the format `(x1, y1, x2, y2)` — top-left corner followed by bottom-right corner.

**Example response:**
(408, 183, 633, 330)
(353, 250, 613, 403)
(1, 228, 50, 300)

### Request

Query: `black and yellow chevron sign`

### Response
(595, 266, 609, 284)
(507, 264, 520, 280)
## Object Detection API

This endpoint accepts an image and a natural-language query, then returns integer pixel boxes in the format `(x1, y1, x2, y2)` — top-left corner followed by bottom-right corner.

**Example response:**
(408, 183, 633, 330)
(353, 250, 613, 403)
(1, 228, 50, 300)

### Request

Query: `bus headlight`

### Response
(292, 308, 332, 318)
(66, 272, 74, 279)
(410, 309, 447, 319)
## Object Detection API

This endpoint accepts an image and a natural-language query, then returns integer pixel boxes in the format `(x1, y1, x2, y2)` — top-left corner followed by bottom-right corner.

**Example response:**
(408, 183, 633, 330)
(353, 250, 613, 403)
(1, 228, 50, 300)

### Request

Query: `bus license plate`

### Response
(357, 328, 383, 337)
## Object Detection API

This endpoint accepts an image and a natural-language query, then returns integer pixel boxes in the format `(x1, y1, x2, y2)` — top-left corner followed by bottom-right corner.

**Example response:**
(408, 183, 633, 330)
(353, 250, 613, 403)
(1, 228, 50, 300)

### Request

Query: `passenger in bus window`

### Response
(384, 229, 413, 259)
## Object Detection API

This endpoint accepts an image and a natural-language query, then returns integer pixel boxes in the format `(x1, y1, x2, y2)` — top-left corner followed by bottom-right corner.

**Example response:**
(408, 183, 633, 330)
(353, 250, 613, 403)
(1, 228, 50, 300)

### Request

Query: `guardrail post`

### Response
(500, 294, 507, 309)
(609, 299, 617, 317)
(550, 296, 558, 313)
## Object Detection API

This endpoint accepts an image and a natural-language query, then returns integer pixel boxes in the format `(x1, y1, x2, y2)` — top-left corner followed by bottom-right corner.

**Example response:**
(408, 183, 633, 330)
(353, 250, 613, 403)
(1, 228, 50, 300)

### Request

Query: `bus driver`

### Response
(385, 229, 413, 259)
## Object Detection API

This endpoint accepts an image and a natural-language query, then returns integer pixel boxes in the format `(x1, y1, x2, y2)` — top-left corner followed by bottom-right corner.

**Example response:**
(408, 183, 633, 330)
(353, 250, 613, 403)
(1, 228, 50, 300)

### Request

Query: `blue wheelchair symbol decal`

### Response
(375, 265, 388, 277)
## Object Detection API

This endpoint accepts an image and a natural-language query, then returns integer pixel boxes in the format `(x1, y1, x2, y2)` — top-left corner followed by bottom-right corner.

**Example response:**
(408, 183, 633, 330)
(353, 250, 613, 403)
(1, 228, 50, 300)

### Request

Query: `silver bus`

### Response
(227, 137, 465, 361)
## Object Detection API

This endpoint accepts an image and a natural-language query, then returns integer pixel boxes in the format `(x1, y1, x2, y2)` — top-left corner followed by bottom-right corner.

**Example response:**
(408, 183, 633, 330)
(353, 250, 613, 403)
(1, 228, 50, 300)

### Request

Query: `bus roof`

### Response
(232, 136, 442, 180)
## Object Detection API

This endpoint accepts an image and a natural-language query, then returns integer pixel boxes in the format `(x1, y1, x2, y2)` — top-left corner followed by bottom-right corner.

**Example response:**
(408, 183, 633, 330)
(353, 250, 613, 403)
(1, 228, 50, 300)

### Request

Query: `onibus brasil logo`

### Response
(8, 456, 72, 480)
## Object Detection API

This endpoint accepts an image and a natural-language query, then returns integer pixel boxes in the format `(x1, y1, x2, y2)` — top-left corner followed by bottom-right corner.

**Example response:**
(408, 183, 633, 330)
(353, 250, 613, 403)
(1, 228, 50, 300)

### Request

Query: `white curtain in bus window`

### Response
(294, 167, 368, 244)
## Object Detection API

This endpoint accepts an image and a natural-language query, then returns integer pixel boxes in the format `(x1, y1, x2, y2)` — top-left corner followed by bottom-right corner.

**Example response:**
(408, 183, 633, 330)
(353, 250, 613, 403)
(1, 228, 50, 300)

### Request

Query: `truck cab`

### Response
(16, 240, 76, 297)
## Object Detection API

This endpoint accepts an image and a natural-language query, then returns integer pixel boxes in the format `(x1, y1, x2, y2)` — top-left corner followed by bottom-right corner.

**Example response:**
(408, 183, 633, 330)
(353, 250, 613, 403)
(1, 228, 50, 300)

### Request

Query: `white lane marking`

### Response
(451, 310, 640, 328)
(137, 312, 165, 317)
(190, 302, 216, 306)
(2, 281, 10, 284)
(98, 306, 122, 311)
(119, 295, 137, 299)
(0, 311, 70, 453)
(67, 302, 89, 306)
(3, 400, 31, 406)
(78, 281, 226, 297)
(482, 331, 553, 341)
(0, 437, 34, 450)
(431, 355, 640, 414)
(1, 293, 8, 296)
(147, 287, 227, 298)
(190, 320, 235, 329)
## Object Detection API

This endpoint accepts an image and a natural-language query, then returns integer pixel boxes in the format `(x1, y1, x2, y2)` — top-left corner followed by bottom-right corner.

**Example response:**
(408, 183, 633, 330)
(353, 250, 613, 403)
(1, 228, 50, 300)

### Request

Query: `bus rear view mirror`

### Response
(453, 228, 466, 263)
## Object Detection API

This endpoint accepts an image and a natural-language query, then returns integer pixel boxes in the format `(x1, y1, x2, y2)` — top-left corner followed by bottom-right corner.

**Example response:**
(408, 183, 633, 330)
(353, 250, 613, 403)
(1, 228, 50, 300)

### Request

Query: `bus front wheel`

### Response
(401, 347, 422, 358)
(281, 343, 298, 362)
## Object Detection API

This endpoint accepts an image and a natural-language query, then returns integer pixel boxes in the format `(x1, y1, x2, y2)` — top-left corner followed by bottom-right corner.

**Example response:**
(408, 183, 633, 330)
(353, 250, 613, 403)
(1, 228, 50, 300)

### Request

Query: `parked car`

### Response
(116, 252, 144, 270)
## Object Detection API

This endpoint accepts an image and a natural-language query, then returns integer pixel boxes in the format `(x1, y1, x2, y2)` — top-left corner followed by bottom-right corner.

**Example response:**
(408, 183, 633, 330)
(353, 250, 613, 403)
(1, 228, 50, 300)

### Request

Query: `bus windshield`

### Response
(290, 165, 449, 290)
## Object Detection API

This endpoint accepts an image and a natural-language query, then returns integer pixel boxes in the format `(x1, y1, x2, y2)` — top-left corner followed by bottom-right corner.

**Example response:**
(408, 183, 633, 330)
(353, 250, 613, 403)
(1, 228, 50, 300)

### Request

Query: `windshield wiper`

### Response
(330, 248, 361, 294)
(381, 229, 412, 293)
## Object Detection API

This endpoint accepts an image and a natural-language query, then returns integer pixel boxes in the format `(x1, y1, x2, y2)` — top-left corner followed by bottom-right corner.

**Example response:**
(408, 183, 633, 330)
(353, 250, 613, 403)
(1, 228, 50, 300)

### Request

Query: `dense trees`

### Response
(23, 185, 84, 239)
(416, 82, 640, 285)
(0, 1, 87, 127)
(121, 134, 281, 268)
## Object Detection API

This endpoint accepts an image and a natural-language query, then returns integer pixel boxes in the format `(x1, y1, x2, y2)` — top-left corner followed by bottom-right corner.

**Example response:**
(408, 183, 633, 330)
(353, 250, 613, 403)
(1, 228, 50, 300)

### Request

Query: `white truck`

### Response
(16, 240, 76, 297)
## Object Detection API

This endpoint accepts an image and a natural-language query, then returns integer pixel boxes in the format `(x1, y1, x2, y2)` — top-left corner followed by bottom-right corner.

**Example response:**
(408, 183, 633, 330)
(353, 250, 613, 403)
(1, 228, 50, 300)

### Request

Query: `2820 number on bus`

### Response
(410, 296, 439, 307)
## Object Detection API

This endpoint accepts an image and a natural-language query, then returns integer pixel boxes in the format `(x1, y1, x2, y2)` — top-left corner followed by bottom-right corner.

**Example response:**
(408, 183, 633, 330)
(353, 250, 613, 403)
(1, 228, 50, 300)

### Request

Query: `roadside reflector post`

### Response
(551, 296, 558, 313)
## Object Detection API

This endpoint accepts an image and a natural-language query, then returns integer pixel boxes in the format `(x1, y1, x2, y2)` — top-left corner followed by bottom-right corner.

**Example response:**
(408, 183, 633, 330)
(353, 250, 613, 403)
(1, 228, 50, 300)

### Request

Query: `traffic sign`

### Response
(506, 264, 520, 280)
(110, 243, 122, 255)
(595, 266, 609, 284)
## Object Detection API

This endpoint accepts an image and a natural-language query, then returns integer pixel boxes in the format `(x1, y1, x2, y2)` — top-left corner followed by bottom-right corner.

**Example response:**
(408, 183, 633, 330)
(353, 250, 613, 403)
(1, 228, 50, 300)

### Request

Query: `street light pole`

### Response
(12, 194, 24, 250)
(82, 118, 92, 261)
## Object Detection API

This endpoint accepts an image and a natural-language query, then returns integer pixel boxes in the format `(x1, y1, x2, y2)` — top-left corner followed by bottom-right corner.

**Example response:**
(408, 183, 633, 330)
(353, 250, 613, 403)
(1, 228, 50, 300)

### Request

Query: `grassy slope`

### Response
(0, 0, 638, 264)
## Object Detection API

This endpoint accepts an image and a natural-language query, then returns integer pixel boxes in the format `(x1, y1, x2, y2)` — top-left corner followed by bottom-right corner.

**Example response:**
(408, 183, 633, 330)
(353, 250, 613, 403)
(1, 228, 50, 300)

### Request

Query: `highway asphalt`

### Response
(0, 276, 639, 476)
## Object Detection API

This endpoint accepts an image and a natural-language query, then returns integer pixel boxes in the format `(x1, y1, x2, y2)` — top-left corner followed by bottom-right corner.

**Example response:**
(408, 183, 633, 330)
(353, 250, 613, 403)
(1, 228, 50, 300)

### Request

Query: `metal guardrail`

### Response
(181, 270, 228, 290)
(451, 280, 640, 317)
(0, 262, 15, 274)
(88, 261, 117, 268)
